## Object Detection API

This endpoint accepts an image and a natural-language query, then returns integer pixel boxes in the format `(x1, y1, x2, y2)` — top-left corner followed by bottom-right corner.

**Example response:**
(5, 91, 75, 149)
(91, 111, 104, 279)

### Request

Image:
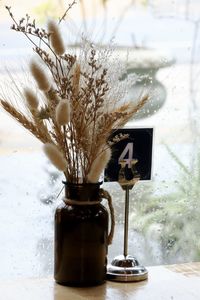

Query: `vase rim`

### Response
(63, 181, 103, 202)
(62, 181, 103, 187)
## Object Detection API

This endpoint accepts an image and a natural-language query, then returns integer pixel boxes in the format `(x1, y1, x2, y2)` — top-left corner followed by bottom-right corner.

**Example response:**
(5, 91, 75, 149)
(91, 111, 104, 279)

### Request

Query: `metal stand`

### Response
(107, 161, 148, 282)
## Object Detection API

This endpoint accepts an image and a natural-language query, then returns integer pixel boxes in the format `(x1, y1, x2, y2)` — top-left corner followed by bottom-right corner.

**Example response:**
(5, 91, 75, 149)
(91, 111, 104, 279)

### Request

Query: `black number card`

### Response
(104, 128, 153, 182)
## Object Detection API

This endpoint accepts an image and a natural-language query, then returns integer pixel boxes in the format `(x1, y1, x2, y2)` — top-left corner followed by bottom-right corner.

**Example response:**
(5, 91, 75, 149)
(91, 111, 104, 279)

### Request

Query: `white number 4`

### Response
(118, 143, 133, 168)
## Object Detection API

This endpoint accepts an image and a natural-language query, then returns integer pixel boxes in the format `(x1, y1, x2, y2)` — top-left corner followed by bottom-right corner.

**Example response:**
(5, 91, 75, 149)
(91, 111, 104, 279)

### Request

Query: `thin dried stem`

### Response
(59, 0, 77, 24)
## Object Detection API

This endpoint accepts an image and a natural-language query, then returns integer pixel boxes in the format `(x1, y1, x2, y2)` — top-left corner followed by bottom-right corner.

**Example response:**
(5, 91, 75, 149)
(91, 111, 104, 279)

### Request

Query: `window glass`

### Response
(0, 0, 199, 279)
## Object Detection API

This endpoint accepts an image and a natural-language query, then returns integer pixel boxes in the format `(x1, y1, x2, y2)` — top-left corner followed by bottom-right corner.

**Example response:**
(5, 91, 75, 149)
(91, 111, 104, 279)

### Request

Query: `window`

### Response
(0, 0, 199, 279)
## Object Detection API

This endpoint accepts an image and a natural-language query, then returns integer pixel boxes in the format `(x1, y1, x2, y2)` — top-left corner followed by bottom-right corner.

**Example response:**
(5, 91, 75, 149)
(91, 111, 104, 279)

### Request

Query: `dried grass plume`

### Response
(43, 143, 67, 171)
(87, 148, 112, 183)
(30, 61, 51, 92)
(55, 100, 70, 126)
(47, 19, 65, 56)
(24, 88, 39, 110)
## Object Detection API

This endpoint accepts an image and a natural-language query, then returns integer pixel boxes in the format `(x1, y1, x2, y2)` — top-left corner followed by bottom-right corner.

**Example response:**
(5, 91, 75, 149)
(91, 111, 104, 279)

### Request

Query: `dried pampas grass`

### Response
(43, 143, 67, 171)
(72, 64, 81, 98)
(30, 61, 51, 92)
(55, 100, 70, 126)
(24, 88, 39, 110)
(87, 148, 112, 183)
(47, 20, 65, 56)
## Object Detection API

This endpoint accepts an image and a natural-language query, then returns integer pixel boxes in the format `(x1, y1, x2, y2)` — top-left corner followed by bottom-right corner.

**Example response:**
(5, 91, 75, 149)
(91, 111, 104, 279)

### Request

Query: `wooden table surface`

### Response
(1, 262, 200, 300)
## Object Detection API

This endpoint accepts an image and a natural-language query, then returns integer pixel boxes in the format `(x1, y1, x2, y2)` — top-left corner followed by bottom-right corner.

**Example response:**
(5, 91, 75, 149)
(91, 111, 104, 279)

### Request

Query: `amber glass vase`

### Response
(54, 182, 109, 286)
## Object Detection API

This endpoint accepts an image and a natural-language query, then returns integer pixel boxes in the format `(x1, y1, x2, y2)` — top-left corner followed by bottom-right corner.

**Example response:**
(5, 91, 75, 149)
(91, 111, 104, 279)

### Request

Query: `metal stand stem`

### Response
(107, 183, 148, 282)
(124, 186, 129, 258)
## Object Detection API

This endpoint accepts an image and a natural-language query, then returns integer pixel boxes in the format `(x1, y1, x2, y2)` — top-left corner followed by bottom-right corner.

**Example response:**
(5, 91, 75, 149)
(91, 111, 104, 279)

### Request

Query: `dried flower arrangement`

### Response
(0, 4, 148, 184)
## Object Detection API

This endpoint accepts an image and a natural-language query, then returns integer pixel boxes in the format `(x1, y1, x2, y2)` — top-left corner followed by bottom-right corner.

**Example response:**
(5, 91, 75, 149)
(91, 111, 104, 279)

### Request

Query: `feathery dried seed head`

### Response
(55, 99, 70, 126)
(24, 88, 39, 110)
(47, 19, 65, 56)
(87, 147, 112, 183)
(72, 64, 81, 96)
(30, 61, 51, 92)
(43, 143, 67, 171)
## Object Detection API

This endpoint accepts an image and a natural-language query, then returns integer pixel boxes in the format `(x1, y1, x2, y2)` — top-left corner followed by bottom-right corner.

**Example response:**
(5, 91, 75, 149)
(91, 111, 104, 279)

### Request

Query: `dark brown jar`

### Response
(54, 182, 109, 286)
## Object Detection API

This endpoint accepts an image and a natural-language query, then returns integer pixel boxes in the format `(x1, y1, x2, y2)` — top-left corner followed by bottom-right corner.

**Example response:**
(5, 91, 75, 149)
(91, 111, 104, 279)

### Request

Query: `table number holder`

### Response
(107, 159, 148, 282)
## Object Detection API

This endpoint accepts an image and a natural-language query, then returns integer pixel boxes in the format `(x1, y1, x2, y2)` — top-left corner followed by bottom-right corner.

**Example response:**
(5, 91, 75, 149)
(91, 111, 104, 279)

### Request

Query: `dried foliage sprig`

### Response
(0, 6, 148, 184)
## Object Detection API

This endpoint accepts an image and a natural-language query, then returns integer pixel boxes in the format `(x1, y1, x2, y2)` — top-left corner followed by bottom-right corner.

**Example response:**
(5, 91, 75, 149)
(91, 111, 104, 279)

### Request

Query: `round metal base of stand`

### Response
(106, 255, 148, 282)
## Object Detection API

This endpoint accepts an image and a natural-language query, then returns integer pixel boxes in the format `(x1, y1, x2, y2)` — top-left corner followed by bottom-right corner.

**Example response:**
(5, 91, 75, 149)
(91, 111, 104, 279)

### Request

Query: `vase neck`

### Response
(63, 182, 101, 202)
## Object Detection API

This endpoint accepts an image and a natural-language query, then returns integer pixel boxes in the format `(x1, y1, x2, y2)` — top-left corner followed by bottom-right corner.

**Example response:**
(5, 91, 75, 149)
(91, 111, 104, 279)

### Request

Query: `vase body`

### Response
(54, 182, 108, 286)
